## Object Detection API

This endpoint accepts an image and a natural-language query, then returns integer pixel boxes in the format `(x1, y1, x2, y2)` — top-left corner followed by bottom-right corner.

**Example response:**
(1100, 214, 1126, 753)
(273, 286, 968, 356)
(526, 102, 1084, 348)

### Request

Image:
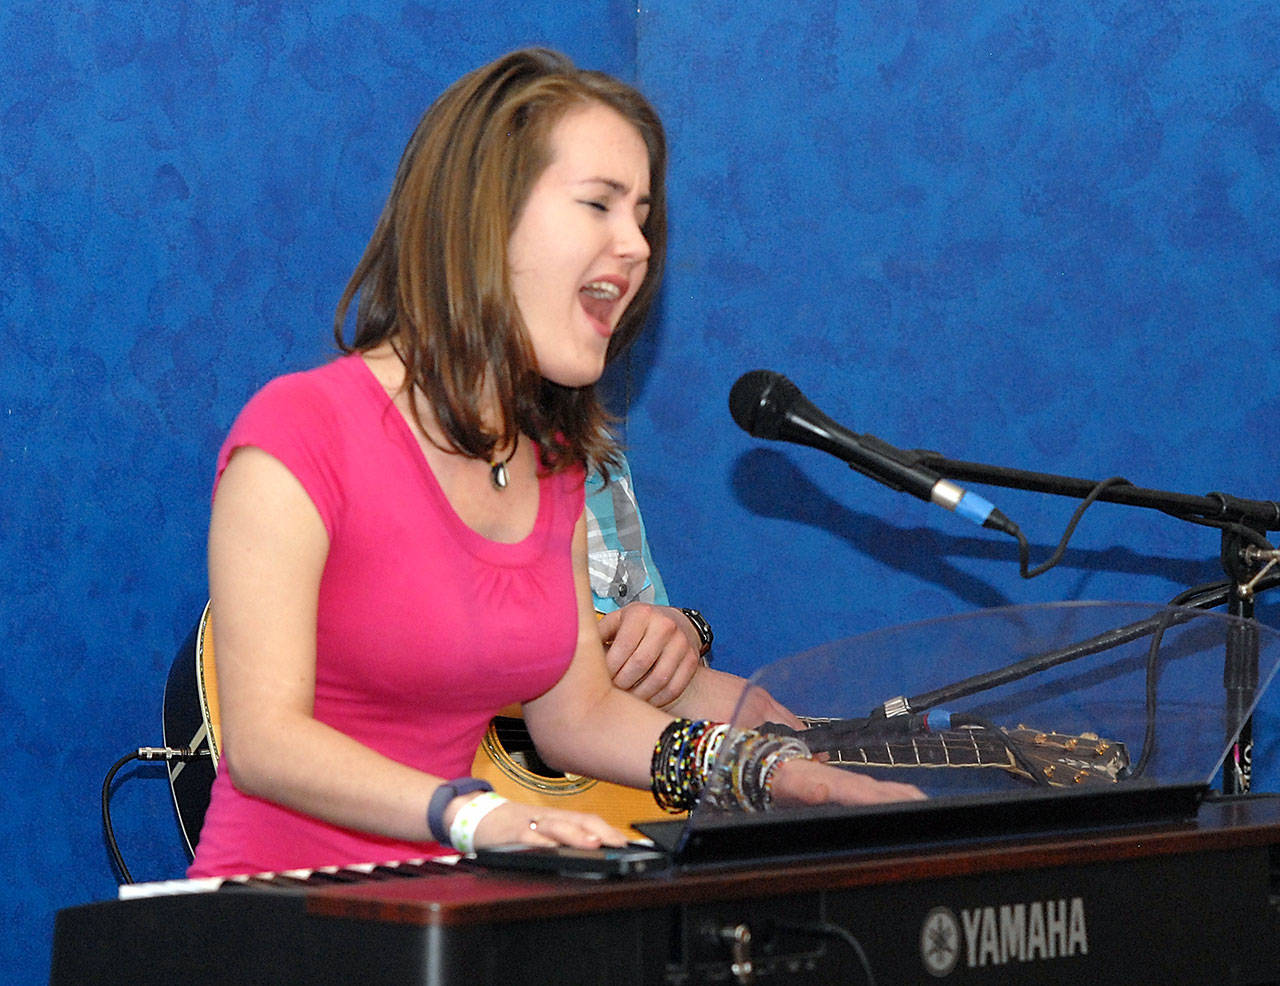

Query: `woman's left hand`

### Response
(769, 757, 927, 808)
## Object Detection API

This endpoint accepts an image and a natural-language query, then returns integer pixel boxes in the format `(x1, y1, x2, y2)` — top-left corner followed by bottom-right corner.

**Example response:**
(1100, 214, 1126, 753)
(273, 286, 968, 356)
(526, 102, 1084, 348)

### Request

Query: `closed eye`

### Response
(580, 199, 608, 212)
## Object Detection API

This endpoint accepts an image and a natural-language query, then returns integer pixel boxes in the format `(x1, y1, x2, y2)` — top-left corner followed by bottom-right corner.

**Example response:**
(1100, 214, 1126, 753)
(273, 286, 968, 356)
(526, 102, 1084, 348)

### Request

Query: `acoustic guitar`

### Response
(163, 603, 1130, 857)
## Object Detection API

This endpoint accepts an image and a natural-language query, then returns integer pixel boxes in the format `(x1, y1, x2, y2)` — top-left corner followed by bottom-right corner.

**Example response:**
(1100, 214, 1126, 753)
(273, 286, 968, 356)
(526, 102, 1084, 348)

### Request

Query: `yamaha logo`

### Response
(920, 898, 1088, 975)
(920, 907, 961, 977)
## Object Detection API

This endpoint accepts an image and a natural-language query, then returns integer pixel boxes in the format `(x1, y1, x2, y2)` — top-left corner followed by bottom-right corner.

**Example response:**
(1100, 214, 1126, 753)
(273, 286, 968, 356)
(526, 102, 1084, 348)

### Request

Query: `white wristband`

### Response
(447, 790, 508, 854)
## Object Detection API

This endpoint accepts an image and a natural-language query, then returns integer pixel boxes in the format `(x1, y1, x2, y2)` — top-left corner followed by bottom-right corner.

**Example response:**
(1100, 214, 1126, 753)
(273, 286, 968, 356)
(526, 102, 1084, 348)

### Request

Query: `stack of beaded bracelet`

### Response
(650, 719, 726, 812)
(709, 730, 813, 811)
(651, 719, 812, 813)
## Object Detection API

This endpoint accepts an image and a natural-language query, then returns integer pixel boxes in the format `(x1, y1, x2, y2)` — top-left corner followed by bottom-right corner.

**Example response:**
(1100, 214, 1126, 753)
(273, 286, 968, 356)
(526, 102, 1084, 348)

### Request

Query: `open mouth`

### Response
(579, 278, 626, 330)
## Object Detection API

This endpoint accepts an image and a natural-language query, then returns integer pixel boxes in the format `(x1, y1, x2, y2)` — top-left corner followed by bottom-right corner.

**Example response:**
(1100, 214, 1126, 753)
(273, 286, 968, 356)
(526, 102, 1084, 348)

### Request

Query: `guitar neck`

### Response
(795, 717, 1129, 788)
(822, 731, 1018, 770)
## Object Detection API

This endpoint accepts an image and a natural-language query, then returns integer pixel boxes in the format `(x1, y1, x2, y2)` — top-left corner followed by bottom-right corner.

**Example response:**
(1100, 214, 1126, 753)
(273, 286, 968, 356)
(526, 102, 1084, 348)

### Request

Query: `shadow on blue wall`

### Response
(731, 447, 1224, 606)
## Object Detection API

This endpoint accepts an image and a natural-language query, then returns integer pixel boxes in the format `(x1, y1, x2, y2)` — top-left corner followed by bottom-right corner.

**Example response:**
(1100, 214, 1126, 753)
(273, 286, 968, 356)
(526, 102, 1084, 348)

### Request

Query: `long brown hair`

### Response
(334, 48, 667, 474)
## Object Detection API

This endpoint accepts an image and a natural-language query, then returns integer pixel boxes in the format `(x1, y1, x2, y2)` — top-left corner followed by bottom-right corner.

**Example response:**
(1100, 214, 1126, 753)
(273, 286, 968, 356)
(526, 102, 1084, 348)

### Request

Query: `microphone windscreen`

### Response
(729, 370, 799, 439)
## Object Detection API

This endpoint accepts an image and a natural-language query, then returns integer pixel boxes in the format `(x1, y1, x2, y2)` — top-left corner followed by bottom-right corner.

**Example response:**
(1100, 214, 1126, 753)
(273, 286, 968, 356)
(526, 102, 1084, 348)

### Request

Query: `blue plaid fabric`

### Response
(584, 455, 669, 613)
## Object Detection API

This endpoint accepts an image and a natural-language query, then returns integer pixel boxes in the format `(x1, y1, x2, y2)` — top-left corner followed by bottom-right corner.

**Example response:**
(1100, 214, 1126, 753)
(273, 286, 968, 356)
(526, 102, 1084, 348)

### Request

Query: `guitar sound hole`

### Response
(491, 716, 569, 780)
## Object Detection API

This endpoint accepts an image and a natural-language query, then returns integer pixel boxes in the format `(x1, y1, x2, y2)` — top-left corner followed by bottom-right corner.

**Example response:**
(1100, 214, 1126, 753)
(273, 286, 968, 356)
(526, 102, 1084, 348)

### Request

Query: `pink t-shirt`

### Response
(189, 355, 583, 876)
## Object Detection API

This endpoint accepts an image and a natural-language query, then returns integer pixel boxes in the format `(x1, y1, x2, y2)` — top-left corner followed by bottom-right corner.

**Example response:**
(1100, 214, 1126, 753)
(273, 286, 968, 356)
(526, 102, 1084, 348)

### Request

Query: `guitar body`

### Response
(162, 603, 673, 852)
(162, 601, 218, 859)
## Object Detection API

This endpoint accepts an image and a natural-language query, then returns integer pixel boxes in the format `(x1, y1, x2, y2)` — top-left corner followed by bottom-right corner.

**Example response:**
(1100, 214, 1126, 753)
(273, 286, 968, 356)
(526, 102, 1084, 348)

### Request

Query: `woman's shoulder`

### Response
(239, 355, 371, 423)
(216, 356, 379, 517)
(222, 355, 378, 461)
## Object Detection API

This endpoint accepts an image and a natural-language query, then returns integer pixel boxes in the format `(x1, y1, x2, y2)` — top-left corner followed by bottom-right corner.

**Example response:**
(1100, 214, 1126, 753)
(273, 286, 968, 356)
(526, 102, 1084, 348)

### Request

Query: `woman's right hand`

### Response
(456, 795, 633, 850)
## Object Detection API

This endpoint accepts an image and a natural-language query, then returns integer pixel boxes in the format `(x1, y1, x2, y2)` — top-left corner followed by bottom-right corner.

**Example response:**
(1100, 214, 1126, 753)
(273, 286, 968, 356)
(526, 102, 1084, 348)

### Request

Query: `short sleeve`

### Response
(214, 372, 348, 537)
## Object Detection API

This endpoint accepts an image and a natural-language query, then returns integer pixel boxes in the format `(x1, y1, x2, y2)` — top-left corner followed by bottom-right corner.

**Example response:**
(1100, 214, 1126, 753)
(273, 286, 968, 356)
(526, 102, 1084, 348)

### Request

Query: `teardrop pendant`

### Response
(488, 434, 518, 492)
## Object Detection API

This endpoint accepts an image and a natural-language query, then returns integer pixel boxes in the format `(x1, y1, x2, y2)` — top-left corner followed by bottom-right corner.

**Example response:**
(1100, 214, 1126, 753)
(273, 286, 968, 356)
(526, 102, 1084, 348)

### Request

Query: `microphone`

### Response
(729, 369, 1016, 535)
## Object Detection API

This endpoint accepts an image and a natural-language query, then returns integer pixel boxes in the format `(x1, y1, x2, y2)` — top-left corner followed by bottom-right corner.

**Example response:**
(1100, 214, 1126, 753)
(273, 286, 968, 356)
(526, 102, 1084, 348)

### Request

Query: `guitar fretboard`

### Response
(824, 729, 1018, 771)
(794, 718, 1129, 788)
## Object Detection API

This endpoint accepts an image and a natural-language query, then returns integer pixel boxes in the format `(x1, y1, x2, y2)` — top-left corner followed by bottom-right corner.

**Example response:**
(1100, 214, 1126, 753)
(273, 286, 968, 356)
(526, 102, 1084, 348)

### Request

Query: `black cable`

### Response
(1125, 569, 1280, 781)
(1003, 476, 1278, 583)
(102, 752, 142, 884)
(1123, 604, 1182, 781)
(952, 714, 1053, 787)
(904, 608, 1192, 712)
(772, 919, 877, 986)
(102, 746, 209, 885)
(1012, 476, 1134, 579)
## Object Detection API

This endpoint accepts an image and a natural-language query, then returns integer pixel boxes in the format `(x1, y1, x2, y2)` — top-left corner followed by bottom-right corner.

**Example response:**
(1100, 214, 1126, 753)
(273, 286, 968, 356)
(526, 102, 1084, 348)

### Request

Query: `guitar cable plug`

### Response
(133, 745, 210, 762)
(102, 746, 212, 885)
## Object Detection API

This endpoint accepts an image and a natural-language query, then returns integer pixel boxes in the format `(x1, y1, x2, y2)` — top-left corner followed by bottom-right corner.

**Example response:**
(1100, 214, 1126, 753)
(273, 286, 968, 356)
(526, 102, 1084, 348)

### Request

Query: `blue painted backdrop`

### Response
(4, 3, 1278, 984)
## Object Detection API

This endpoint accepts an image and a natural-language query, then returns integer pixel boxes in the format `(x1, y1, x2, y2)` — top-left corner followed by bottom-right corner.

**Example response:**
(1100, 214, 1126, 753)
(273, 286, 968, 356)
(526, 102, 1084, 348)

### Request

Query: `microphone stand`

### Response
(907, 451, 1280, 795)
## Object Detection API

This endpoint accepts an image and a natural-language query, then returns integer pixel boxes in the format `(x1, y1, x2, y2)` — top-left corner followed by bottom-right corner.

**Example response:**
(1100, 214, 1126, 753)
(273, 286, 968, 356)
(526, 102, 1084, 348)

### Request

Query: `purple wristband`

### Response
(427, 777, 494, 846)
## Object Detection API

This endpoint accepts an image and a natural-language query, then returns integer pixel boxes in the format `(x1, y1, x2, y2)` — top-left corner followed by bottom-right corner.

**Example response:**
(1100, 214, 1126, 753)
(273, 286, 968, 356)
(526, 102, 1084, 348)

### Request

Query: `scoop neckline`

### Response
(347, 353, 555, 563)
